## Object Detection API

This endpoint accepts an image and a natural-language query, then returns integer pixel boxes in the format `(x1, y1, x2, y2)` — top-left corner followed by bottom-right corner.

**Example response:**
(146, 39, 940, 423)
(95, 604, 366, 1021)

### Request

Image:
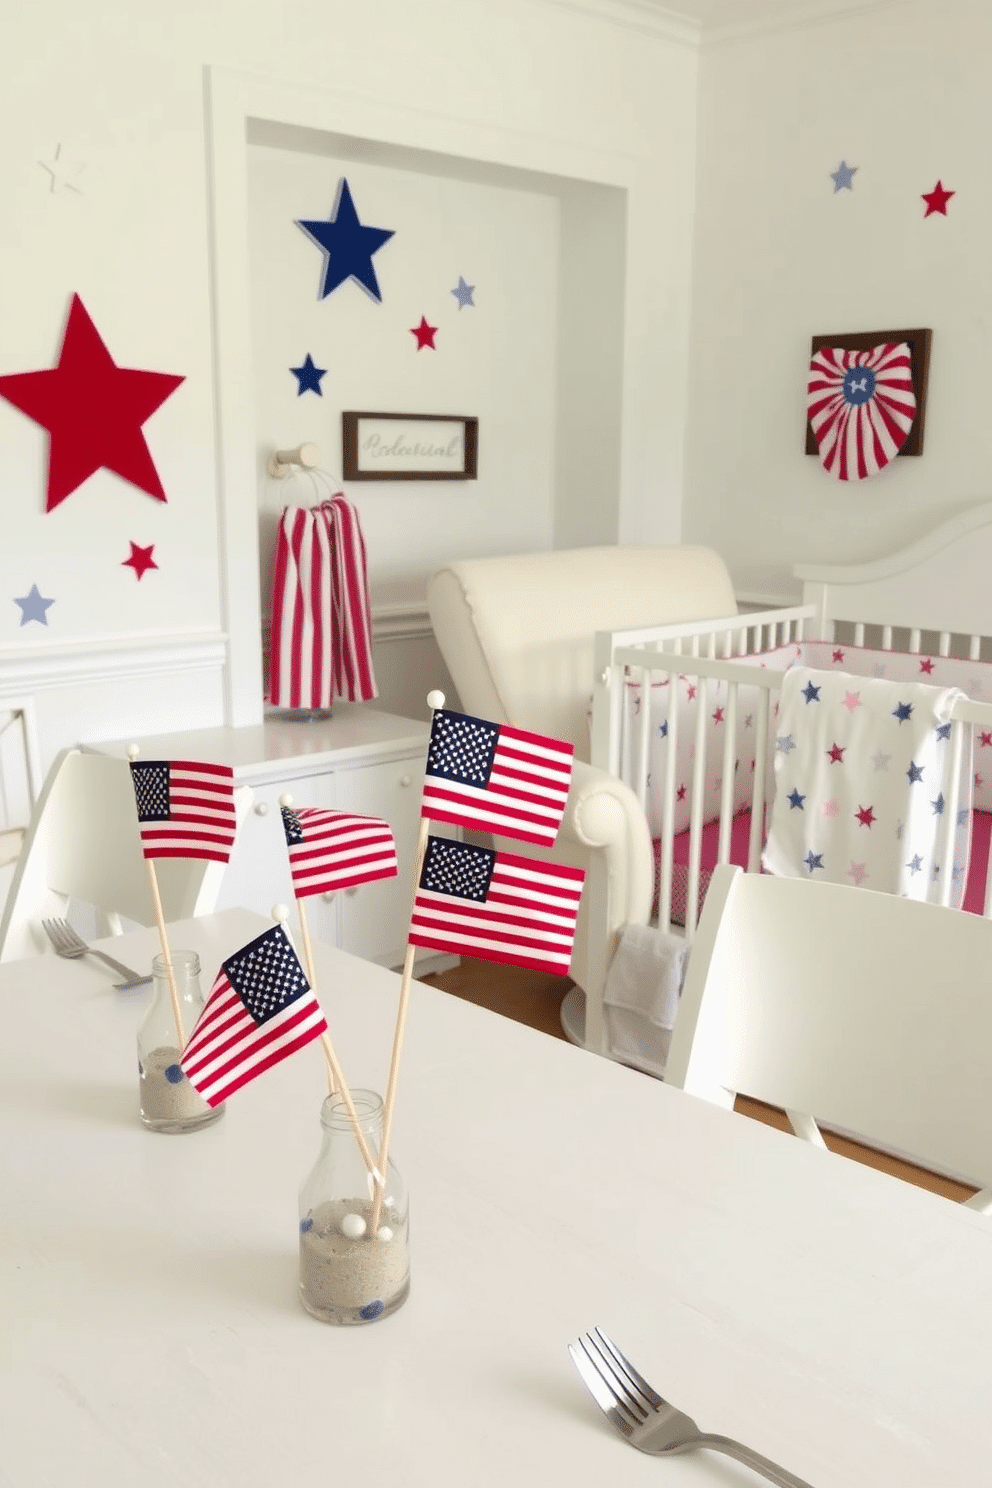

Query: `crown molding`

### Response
(704, 0, 911, 47)
(530, 0, 702, 47)
(530, 0, 909, 48)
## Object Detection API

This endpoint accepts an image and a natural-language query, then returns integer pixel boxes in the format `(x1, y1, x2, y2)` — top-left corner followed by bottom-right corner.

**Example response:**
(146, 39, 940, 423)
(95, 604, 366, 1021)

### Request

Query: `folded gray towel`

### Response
(602, 924, 689, 1076)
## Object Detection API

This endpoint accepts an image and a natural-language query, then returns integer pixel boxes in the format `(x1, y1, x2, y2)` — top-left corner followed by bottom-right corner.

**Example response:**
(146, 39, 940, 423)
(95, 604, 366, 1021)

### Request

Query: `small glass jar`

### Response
(137, 951, 225, 1134)
(299, 1090, 410, 1325)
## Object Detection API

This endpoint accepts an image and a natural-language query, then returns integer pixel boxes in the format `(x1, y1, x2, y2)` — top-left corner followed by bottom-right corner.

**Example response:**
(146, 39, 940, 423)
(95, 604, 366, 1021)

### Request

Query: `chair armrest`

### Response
(558, 759, 653, 1055)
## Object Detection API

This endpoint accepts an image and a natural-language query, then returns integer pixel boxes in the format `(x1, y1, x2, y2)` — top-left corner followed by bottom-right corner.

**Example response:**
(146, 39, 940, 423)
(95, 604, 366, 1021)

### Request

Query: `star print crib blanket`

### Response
(762, 667, 973, 906)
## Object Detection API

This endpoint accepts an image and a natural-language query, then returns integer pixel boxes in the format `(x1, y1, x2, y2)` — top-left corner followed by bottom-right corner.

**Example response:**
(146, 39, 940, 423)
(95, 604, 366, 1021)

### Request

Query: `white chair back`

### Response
(666, 864, 992, 1202)
(0, 748, 252, 962)
(0, 697, 42, 874)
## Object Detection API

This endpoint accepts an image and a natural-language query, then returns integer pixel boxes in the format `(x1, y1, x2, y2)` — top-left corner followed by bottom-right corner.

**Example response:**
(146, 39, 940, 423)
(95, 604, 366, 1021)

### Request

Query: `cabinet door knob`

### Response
(399, 774, 412, 787)
(254, 802, 269, 816)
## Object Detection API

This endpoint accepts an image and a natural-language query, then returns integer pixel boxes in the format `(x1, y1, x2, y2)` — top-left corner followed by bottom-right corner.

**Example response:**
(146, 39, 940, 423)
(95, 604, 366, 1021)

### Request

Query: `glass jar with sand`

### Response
(299, 1090, 409, 1324)
(137, 951, 225, 1134)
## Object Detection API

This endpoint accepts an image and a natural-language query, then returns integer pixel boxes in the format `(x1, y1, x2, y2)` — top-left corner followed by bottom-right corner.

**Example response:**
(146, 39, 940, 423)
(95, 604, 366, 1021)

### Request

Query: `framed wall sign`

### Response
(342, 411, 478, 481)
(805, 327, 932, 457)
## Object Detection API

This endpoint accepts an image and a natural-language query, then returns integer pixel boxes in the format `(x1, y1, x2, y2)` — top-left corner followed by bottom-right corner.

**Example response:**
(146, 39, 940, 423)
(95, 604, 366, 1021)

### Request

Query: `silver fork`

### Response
(569, 1328, 814, 1488)
(41, 918, 150, 987)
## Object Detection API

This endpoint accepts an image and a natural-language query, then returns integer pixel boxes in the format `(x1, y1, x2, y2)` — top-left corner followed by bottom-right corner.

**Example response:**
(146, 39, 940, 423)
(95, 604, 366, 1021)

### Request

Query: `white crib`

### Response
(581, 503, 992, 1072)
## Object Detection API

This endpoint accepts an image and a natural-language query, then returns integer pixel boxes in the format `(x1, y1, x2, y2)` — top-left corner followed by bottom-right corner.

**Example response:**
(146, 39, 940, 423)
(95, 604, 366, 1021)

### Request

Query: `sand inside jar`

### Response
(139, 1046, 215, 1124)
(300, 1198, 409, 1320)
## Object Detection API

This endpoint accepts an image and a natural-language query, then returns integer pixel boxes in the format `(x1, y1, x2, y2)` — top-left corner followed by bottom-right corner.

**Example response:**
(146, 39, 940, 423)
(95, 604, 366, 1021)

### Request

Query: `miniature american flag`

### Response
(807, 342, 917, 482)
(408, 835, 585, 976)
(281, 805, 398, 898)
(421, 707, 574, 848)
(129, 758, 237, 863)
(180, 923, 327, 1106)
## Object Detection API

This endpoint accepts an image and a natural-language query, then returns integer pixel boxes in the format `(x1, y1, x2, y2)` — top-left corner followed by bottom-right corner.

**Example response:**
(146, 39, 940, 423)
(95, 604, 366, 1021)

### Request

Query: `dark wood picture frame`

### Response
(342, 411, 479, 481)
(805, 327, 932, 457)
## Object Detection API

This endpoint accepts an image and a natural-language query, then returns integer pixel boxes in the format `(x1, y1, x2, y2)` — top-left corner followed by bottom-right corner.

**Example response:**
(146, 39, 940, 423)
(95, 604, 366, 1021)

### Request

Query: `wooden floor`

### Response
(421, 958, 977, 1205)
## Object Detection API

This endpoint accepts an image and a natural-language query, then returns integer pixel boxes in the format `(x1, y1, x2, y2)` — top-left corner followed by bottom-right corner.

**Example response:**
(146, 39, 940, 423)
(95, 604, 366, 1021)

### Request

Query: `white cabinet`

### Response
(96, 706, 448, 971)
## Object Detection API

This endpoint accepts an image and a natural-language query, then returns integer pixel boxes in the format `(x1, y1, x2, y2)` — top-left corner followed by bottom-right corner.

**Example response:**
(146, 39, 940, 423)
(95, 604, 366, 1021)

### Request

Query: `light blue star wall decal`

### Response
(14, 583, 55, 626)
(290, 354, 327, 396)
(451, 276, 475, 309)
(830, 161, 858, 192)
(296, 179, 395, 302)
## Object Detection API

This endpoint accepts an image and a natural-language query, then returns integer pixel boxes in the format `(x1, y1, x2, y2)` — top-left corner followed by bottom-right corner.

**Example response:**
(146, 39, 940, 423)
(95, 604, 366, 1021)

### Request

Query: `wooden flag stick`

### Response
(370, 803, 433, 1235)
(145, 857, 186, 1048)
(272, 904, 379, 1184)
(297, 898, 334, 1098)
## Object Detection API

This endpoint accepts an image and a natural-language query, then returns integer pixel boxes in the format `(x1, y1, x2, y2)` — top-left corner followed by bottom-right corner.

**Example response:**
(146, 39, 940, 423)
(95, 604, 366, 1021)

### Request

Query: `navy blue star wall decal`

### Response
(296, 179, 395, 302)
(290, 354, 326, 396)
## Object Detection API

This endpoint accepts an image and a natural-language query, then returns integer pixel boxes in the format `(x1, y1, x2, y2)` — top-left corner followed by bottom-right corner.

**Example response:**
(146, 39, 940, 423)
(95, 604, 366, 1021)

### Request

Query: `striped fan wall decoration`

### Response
(807, 342, 917, 482)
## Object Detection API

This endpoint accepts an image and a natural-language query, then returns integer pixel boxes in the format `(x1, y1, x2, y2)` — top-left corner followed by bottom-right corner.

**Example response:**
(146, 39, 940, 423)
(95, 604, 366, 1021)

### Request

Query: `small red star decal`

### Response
(980, 731, 992, 748)
(856, 805, 876, 828)
(832, 648, 845, 664)
(676, 784, 687, 801)
(919, 657, 935, 674)
(827, 742, 846, 764)
(712, 706, 724, 724)
(410, 316, 437, 350)
(123, 541, 158, 580)
(922, 180, 955, 217)
(0, 293, 184, 511)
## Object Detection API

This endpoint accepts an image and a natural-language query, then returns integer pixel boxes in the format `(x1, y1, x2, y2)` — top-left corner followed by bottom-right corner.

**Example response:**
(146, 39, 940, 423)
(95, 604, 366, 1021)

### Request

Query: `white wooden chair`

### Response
(0, 748, 253, 963)
(0, 697, 43, 876)
(665, 864, 992, 1208)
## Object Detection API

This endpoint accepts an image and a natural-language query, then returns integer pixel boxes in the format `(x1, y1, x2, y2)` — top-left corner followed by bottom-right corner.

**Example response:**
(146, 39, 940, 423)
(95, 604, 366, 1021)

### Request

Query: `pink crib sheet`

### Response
(653, 808, 992, 925)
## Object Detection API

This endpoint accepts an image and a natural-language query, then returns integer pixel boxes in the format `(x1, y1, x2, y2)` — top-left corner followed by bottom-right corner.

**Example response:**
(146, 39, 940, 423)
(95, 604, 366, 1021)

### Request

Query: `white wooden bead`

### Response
(340, 1212, 367, 1239)
(376, 1225, 393, 1243)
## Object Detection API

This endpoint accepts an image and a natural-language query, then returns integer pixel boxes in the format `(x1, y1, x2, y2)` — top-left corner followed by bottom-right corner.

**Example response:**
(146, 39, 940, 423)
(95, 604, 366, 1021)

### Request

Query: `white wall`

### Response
(248, 138, 560, 614)
(0, 0, 698, 767)
(684, 0, 992, 599)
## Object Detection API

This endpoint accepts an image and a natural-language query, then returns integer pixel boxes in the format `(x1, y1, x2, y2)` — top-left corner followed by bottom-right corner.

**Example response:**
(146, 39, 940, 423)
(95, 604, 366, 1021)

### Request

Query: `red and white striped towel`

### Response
(268, 495, 377, 709)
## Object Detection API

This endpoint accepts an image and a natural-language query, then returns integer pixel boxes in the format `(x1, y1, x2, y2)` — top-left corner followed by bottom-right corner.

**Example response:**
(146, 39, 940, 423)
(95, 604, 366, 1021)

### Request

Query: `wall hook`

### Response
(267, 443, 322, 479)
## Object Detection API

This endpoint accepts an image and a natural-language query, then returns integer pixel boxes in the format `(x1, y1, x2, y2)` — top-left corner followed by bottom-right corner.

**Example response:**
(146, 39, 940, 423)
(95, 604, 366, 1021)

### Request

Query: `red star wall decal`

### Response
(922, 180, 955, 217)
(123, 541, 158, 580)
(410, 315, 438, 350)
(0, 293, 185, 512)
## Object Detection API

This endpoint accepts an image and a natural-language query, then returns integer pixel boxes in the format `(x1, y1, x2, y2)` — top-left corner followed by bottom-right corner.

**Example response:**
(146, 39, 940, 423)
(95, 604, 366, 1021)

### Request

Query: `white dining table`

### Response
(1, 908, 990, 1488)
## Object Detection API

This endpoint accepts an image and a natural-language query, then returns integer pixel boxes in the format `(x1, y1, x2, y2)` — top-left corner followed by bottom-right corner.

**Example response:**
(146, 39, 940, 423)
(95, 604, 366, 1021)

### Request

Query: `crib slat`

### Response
(938, 723, 964, 909)
(909, 627, 921, 653)
(716, 683, 738, 865)
(747, 689, 771, 873)
(938, 631, 951, 657)
(971, 634, 982, 662)
(881, 626, 893, 651)
(854, 622, 865, 646)
(635, 664, 651, 816)
(684, 675, 710, 939)
(657, 664, 680, 936)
